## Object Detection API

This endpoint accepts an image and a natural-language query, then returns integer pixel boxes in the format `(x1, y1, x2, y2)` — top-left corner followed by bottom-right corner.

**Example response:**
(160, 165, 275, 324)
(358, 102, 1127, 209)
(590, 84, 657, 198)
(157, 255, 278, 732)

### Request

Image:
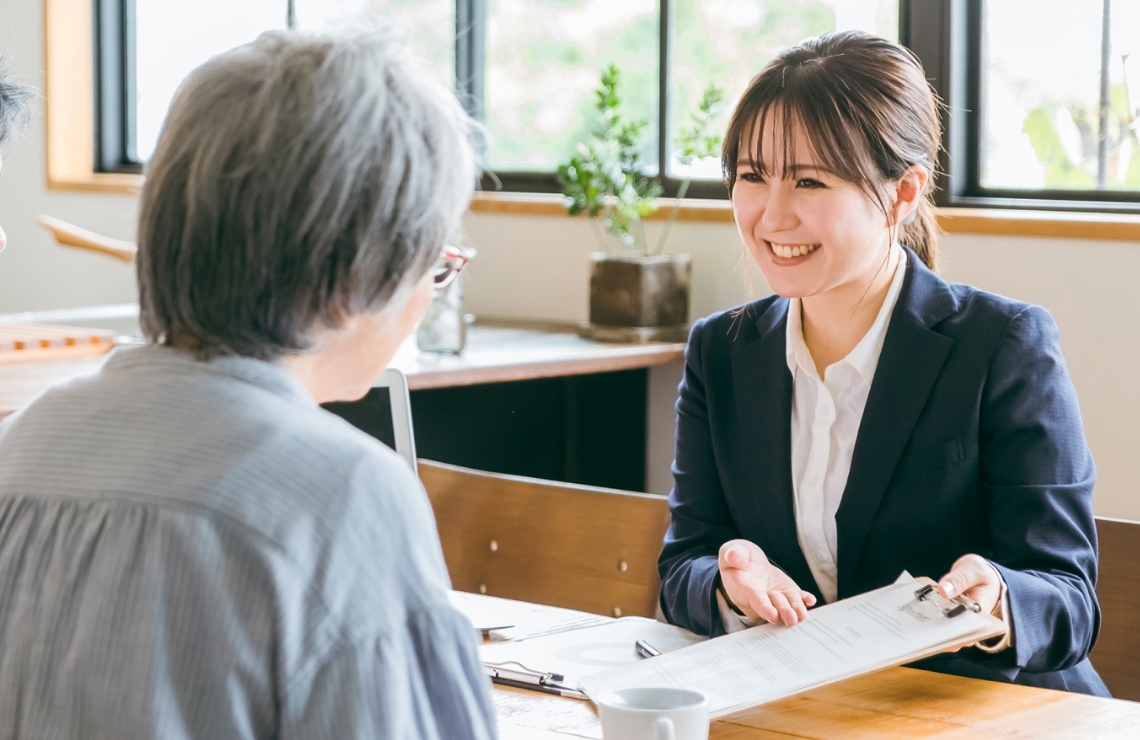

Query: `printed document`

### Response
(449, 590, 611, 641)
(480, 617, 706, 687)
(579, 574, 1006, 718)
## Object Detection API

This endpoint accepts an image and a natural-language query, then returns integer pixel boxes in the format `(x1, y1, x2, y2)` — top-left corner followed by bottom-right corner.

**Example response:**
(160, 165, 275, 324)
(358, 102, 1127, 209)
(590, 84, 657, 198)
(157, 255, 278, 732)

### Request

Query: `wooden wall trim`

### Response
(469, 193, 1140, 242)
(43, 0, 143, 195)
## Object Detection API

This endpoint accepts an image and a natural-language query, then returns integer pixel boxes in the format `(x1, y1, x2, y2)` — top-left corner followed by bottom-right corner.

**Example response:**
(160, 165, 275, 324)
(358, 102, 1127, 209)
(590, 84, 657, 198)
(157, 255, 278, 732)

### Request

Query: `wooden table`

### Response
(0, 319, 685, 420)
(494, 665, 1140, 739)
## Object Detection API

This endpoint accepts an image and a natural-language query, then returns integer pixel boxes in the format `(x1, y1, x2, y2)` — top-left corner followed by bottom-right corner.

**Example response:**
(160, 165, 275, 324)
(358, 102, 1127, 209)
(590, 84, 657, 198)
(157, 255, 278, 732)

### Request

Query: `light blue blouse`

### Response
(0, 346, 497, 739)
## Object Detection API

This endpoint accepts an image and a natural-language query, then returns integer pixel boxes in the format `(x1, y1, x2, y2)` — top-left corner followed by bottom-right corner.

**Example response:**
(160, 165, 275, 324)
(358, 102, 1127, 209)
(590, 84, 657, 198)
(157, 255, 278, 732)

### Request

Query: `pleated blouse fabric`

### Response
(0, 346, 497, 740)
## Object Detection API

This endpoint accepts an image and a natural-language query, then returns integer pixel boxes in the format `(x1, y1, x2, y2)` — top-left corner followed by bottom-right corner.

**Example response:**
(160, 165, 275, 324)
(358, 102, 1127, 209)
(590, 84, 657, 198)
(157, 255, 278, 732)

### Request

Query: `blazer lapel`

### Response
(835, 252, 959, 597)
(731, 299, 820, 597)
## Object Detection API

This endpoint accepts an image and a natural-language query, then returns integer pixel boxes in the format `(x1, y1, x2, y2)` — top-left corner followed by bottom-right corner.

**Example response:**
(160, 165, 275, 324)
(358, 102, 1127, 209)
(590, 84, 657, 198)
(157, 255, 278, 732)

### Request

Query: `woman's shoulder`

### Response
(939, 279, 1060, 344)
(689, 295, 787, 348)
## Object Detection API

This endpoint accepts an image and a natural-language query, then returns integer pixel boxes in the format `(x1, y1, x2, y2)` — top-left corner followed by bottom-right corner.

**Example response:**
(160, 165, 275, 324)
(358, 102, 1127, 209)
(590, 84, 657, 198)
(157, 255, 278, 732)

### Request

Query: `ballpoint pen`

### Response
(484, 661, 589, 700)
(635, 639, 662, 659)
(491, 676, 588, 699)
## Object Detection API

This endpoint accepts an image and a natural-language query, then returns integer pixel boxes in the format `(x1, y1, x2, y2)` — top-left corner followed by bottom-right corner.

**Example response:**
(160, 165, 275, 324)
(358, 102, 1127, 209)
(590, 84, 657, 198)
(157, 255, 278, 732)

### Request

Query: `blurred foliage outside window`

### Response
(982, 0, 1140, 192)
(134, 0, 1140, 198)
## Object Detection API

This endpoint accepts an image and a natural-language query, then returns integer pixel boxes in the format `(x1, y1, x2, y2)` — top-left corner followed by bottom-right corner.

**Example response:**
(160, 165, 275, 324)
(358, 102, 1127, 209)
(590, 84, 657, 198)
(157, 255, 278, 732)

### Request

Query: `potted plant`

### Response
(558, 65, 724, 342)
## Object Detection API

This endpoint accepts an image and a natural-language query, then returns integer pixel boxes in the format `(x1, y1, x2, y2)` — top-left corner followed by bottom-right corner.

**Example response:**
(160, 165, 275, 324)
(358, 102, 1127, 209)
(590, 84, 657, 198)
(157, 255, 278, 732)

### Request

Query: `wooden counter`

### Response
(0, 320, 685, 420)
(495, 665, 1140, 739)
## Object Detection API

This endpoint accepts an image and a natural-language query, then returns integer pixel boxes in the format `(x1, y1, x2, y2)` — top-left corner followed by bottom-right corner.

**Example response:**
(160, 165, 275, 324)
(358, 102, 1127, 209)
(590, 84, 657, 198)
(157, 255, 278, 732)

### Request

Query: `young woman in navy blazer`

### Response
(658, 31, 1108, 696)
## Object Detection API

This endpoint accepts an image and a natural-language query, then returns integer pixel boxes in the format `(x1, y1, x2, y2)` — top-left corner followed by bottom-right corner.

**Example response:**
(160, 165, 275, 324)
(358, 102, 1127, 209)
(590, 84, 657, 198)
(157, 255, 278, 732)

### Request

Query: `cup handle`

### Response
(653, 717, 676, 740)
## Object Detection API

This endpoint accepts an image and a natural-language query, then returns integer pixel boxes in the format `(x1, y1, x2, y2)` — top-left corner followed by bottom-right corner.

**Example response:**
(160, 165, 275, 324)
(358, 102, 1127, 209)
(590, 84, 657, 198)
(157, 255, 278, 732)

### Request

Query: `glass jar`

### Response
(416, 273, 467, 354)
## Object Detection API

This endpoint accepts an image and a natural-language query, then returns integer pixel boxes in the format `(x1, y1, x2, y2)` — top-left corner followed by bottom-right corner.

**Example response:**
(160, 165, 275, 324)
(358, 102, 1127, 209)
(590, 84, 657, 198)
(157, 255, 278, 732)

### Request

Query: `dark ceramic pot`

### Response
(583, 253, 691, 342)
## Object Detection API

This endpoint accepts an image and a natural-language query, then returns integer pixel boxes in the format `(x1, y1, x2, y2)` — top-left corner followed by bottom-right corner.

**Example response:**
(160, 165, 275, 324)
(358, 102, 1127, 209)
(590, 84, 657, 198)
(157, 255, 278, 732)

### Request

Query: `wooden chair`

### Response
(1091, 517, 1140, 701)
(418, 460, 670, 619)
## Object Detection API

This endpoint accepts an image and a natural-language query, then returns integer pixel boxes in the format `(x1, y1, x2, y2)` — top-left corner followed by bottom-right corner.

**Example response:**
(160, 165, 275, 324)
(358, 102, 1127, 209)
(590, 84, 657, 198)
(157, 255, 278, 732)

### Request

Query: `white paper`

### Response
(480, 617, 706, 687)
(448, 590, 611, 640)
(579, 575, 1005, 718)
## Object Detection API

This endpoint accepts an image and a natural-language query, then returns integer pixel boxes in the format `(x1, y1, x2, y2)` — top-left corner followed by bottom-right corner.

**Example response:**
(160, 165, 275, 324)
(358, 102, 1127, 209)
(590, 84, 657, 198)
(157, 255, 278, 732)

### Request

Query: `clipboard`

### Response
(479, 616, 706, 700)
(579, 573, 1008, 718)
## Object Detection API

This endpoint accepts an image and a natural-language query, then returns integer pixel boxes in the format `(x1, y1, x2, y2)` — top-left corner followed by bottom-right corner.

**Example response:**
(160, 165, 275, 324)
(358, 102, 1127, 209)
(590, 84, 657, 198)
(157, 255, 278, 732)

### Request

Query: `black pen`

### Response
(635, 639, 662, 659)
(490, 676, 588, 699)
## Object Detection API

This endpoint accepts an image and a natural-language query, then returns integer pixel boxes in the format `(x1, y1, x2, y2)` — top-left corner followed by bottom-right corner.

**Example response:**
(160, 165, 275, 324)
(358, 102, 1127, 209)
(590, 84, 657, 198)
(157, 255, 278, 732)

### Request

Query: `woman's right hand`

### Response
(718, 539, 817, 627)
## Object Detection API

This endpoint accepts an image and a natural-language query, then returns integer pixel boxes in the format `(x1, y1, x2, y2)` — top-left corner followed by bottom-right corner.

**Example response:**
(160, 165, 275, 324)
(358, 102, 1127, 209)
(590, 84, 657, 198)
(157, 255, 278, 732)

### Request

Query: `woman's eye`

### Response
(797, 178, 825, 189)
(740, 172, 765, 183)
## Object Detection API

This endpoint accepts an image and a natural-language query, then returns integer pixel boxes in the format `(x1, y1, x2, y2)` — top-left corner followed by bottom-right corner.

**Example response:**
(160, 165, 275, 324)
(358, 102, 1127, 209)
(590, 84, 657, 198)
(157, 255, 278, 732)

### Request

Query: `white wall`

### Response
(462, 211, 1140, 521)
(0, 0, 139, 313)
(2, 0, 1138, 519)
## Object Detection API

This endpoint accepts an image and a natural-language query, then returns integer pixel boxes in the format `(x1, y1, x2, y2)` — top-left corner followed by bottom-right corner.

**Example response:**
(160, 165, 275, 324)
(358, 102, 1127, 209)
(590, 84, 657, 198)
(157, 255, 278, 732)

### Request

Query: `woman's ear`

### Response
(889, 165, 930, 225)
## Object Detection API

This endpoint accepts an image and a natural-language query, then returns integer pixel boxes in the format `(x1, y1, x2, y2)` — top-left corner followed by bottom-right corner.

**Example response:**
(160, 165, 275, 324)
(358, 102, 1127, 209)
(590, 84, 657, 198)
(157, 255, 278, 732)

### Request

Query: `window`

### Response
(103, 0, 1137, 212)
(97, 0, 898, 199)
(905, 0, 1140, 212)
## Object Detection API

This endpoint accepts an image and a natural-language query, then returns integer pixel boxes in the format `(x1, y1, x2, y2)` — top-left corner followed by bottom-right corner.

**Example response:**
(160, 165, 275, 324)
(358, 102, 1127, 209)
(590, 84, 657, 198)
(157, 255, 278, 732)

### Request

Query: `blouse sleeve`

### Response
(279, 446, 498, 739)
(282, 607, 497, 740)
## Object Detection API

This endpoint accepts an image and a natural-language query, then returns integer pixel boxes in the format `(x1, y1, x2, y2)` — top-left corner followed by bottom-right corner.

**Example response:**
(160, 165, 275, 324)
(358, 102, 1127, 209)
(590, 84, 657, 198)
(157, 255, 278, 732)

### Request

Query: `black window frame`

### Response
(96, 0, 1140, 211)
(904, 0, 1139, 214)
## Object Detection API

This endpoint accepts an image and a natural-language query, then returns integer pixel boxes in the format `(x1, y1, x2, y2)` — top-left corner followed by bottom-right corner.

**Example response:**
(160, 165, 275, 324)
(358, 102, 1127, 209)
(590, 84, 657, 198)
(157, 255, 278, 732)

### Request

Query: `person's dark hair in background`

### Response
(0, 52, 34, 254)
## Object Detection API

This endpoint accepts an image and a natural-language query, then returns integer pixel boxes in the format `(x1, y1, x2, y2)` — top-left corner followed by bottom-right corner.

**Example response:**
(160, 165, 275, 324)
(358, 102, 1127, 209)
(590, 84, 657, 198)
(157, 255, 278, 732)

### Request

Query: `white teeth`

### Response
(769, 242, 820, 258)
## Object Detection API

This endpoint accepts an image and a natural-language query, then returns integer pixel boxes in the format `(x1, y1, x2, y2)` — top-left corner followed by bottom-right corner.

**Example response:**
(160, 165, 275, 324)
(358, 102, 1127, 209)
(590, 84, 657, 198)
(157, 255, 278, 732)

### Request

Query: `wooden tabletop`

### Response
(0, 319, 685, 419)
(495, 665, 1140, 739)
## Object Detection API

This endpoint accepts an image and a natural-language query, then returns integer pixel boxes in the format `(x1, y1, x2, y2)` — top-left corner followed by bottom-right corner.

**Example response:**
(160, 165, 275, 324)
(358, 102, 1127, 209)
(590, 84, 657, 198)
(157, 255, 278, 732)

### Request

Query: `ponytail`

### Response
(902, 193, 940, 272)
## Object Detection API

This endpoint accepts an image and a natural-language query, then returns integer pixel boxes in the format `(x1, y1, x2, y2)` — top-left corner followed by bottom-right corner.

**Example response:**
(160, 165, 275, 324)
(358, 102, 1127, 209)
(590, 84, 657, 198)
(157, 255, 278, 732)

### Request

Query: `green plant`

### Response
(654, 82, 726, 254)
(558, 64, 661, 254)
(558, 69, 726, 256)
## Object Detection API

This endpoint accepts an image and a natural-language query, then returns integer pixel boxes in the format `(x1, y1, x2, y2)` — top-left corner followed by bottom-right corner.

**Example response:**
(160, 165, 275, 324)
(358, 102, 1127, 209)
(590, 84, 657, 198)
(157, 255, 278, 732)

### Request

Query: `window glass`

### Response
(981, 0, 1139, 192)
(293, 0, 455, 90)
(484, 0, 659, 172)
(136, 0, 286, 161)
(670, 0, 897, 179)
(135, 1, 453, 163)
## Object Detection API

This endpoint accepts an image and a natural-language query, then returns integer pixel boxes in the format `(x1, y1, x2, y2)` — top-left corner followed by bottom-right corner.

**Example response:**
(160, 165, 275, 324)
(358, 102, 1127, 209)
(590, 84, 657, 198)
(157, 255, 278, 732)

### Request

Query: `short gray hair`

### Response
(0, 53, 34, 151)
(138, 31, 480, 360)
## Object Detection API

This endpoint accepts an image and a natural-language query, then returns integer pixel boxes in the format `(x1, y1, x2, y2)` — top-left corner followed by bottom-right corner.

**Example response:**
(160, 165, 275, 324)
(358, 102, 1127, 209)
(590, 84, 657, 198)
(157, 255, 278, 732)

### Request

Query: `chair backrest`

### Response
(1091, 517, 1140, 701)
(418, 460, 670, 619)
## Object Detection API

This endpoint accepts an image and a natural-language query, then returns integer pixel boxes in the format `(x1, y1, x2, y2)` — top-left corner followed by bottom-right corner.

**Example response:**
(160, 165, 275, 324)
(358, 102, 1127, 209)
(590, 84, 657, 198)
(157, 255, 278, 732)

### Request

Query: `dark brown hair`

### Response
(722, 31, 942, 270)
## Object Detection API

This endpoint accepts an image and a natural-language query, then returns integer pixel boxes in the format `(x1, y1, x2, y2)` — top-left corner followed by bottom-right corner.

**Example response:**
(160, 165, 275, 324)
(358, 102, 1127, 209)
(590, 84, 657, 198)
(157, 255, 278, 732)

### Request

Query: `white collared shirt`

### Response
(784, 245, 908, 605)
(716, 246, 1011, 651)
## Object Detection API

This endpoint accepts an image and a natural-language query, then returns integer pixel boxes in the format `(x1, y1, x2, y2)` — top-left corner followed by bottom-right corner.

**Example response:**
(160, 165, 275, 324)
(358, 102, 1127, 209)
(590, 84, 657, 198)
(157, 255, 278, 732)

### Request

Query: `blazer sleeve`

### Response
(657, 318, 741, 637)
(979, 305, 1100, 675)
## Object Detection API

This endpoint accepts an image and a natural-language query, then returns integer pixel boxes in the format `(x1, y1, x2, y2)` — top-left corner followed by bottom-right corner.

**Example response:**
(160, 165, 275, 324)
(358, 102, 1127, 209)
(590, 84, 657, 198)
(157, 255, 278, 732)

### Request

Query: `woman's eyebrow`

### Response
(787, 163, 835, 175)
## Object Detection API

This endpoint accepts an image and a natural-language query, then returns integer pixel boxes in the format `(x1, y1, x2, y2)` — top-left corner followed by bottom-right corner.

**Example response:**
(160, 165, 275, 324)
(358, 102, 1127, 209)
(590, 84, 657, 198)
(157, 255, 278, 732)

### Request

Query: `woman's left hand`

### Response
(937, 554, 1002, 615)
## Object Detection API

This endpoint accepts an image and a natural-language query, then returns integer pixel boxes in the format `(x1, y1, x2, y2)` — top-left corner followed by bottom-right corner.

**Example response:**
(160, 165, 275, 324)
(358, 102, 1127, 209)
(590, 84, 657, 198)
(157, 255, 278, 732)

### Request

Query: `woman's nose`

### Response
(759, 183, 798, 233)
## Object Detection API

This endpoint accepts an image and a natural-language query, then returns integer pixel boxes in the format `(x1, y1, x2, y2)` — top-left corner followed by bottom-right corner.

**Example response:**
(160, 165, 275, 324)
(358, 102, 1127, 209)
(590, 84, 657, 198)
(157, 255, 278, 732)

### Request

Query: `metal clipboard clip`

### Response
(914, 583, 983, 618)
(484, 660, 565, 686)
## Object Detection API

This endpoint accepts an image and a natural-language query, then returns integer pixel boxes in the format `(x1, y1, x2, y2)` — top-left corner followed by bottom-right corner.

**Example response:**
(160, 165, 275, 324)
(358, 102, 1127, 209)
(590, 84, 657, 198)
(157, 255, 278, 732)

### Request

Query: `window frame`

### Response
(904, 0, 1140, 214)
(96, 0, 1140, 211)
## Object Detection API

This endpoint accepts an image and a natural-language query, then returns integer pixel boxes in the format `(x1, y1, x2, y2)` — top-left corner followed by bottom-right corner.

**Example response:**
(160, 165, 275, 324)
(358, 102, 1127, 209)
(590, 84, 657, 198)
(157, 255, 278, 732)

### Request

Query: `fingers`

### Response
(748, 589, 815, 627)
(748, 590, 778, 624)
(938, 554, 993, 600)
(937, 554, 1002, 614)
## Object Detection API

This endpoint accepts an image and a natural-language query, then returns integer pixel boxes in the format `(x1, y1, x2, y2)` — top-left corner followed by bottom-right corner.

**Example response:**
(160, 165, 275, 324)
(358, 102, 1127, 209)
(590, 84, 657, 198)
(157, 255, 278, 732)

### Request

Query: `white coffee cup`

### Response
(596, 687, 710, 740)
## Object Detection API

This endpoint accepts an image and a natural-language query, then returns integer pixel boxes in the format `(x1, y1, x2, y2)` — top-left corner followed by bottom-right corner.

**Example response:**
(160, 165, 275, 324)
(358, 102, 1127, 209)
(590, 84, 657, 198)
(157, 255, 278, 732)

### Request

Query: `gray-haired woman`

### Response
(0, 32, 496, 739)
(0, 52, 34, 253)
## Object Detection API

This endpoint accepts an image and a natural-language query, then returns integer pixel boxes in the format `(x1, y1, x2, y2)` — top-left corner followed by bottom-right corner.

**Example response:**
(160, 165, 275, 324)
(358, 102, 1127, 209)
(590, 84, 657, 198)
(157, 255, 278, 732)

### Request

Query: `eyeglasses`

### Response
(432, 245, 476, 291)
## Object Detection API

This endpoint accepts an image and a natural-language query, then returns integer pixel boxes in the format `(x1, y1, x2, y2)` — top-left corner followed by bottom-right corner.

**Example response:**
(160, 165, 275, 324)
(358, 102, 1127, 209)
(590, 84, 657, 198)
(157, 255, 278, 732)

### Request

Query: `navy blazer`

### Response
(658, 249, 1108, 696)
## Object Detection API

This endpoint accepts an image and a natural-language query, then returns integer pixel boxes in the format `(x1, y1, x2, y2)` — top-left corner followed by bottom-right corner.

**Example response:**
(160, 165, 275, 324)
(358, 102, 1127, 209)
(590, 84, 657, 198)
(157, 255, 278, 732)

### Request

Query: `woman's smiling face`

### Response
(731, 115, 894, 301)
